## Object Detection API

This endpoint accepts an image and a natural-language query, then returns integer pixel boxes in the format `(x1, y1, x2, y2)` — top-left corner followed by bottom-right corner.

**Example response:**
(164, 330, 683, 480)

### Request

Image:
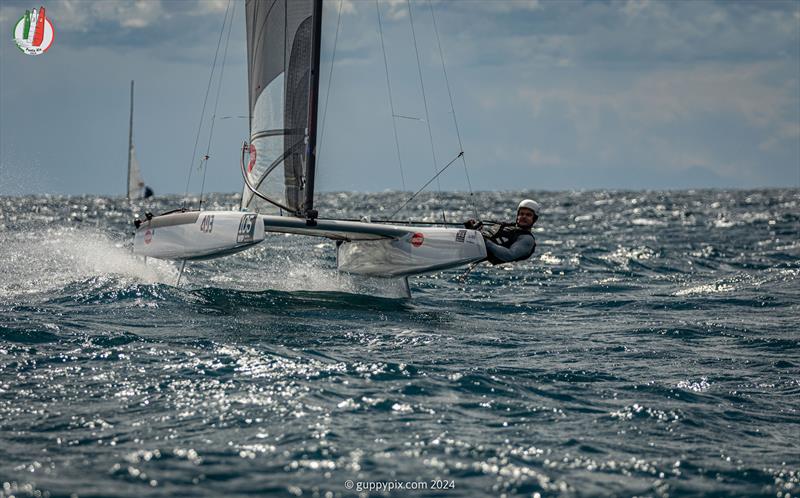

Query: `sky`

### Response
(1, 0, 798, 196)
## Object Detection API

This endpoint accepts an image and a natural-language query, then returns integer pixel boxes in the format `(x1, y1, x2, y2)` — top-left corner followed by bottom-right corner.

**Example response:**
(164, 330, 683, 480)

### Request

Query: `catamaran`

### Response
(132, 0, 486, 289)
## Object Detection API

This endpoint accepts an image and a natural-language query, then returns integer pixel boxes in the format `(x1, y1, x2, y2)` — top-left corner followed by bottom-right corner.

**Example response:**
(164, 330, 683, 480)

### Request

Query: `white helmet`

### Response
(517, 199, 541, 216)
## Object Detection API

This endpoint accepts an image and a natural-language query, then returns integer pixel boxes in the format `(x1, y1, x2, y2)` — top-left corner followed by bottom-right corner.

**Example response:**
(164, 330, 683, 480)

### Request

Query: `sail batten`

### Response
(243, 0, 321, 215)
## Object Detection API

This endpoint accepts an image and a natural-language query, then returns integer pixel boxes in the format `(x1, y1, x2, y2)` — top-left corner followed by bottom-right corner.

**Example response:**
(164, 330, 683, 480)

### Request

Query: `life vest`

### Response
(483, 224, 536, 265)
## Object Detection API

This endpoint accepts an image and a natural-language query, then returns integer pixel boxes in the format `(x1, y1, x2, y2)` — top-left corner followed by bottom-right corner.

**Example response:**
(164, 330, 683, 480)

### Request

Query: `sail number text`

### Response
(200, 215, 215, 233)
(237, 214, 257, 243)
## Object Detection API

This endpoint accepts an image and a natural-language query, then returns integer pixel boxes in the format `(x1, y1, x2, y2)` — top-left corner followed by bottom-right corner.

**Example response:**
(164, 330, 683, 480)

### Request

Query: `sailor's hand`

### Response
(464, 219, 483, 230)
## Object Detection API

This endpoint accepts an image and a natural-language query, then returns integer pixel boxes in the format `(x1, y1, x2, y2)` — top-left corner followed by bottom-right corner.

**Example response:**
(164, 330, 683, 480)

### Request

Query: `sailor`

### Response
(464, 199, 540, 265)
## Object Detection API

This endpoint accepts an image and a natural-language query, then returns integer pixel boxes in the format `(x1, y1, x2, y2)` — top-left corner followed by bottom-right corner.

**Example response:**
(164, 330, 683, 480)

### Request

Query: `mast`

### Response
(303, 0, 323, 221)
(127, 80, 134, 200)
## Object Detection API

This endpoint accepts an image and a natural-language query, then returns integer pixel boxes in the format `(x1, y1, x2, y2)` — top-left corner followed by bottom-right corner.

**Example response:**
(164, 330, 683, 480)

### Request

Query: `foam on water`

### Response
(0, 227, 176, 300)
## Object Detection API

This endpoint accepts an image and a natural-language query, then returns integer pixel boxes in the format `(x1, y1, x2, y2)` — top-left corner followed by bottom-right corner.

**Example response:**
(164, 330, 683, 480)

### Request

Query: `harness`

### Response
(483, 223, 536, 265)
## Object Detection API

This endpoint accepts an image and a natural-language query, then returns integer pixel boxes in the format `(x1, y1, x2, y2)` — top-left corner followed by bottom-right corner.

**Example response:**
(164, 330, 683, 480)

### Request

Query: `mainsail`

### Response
(128, 144, 147, 199)
(242, 0, 321, 216)
(127, 81, 153, 201)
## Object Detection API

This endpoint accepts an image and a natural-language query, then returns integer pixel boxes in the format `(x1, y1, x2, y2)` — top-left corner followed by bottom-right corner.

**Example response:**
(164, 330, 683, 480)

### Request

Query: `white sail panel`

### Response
(242, 74, 285, 212)
(128, 144, 145, 200)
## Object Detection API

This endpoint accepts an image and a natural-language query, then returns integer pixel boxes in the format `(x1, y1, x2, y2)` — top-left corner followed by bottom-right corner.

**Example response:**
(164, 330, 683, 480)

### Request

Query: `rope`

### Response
(407, 0, 446, 224)
(317, 0, 344, 165)
(429, 0, 478, 220)
(387, 151, 463, 220)
(376, 0, 407, 192)
(182, 0, 231, 209)
(199, 0, 236, 209)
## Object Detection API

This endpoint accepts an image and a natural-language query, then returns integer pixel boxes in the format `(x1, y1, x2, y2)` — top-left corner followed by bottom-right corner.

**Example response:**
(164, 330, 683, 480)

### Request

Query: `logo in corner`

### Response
(13, 6, 55, 55)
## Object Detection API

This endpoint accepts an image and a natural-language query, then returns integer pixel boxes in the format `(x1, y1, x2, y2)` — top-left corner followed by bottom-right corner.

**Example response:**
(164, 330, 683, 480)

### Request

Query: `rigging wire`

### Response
(199, 0, 236, 209)
(317, 0, 344, 165)
(182, 0, 232, 209)
(393, 113, 423, 121)
(428, 0, 478, 220)
(407, 0, 447, 224)
(376, 0, 407, 192)
(387, 151, 463, 220)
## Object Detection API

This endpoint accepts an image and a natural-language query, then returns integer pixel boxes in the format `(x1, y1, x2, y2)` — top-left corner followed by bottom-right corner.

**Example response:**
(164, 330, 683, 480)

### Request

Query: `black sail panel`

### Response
(284, 13, 312, 212)
(243, 0, 317, 214)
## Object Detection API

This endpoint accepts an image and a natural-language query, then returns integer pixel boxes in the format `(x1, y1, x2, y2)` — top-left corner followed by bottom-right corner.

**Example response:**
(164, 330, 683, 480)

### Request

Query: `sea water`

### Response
(0, 190, 798, 497)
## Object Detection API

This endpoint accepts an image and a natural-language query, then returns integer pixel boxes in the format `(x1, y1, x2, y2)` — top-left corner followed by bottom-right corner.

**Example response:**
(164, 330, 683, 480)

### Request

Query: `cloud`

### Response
(0, 0, 234, 40)
(520, 62, 796, 132)
(339, 0, 356, 15)
(379, 0, 408, 21)
(0, 0, 248, 57)
(528, 148, 562, 167)
(432, 0, 799, 72)
(622, 0, 653, 19)
(514, 56, 798, 187)
(195, 0, 231, 15)
(46, 0, 168, 32)
(469, 0, 542, 14)
(760, 122, 800, 152)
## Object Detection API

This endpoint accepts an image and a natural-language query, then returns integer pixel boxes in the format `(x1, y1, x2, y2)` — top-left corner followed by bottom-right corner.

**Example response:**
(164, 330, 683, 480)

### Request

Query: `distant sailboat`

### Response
(127, 81, 154, 201)
(132, 0, 485, 289)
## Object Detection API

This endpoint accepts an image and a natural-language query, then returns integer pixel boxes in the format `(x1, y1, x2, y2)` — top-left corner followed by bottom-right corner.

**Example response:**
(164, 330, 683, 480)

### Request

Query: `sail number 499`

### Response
(200, 214, 215, 233)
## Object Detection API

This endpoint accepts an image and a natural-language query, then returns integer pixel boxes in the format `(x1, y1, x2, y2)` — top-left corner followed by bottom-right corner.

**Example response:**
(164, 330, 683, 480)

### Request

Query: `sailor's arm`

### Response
(484, 234, 535, 263)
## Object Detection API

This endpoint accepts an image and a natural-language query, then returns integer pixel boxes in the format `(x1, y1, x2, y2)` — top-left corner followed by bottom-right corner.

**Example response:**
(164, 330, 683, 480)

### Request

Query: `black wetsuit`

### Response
(483, 224, 536, 265)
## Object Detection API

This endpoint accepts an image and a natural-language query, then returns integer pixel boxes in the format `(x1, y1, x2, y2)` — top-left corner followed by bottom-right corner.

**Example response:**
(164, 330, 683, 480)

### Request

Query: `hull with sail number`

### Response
(133, 211, 264, 261)
(133, 211, 485, 278)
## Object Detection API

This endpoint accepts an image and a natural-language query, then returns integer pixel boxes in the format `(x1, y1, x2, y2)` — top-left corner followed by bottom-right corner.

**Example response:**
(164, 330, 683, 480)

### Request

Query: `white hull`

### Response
(133, 211, 485, 278)
(133, 211, 264, 260)
(336, 227, 486, 277)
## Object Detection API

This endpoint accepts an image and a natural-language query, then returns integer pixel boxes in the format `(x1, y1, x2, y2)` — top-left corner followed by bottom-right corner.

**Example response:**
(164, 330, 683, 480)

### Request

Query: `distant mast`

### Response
(126, 81, 152, 200)
(127, 80, 134, 200)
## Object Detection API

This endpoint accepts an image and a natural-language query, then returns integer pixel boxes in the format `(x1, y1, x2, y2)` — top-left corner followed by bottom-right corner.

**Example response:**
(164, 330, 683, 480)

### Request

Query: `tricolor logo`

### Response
(247, 143, 257, 172)
(13, 7, 55, 55)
